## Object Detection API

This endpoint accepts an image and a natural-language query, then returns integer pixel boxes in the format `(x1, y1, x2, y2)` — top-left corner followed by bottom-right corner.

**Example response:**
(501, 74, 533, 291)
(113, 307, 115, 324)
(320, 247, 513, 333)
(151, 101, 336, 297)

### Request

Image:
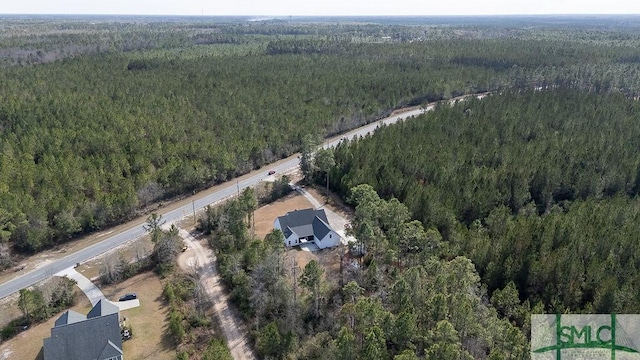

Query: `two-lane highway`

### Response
(0, 96, 475, 300)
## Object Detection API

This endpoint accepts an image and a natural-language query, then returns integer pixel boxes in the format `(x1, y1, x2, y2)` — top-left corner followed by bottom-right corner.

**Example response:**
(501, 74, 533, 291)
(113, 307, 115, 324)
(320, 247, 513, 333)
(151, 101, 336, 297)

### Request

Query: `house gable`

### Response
(98, 340, 124, 360)
(43, 300, 123, 360)
(274, 208, 339, 249)
(54, 310, 86, 327)
(87, 299, 119, 318)
(312, 216, 332, 240)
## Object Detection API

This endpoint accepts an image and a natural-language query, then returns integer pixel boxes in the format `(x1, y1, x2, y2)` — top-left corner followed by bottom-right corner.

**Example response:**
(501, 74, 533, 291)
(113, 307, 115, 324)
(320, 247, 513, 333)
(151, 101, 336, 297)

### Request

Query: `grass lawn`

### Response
(0, 289, 92, 360)
(0, 271, 173, 360)
(104, 271, 174, 360)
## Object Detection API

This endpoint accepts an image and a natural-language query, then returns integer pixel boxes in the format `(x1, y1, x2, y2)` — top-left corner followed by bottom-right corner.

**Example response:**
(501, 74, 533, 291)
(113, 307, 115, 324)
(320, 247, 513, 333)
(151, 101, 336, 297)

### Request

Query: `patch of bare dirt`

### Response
(290, 249, 316, 271)
(253, 193, 314, 240)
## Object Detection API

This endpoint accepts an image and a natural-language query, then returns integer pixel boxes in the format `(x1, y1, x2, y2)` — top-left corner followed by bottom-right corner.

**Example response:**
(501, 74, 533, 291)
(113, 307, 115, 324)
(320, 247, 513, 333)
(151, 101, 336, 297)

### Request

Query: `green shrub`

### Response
(168, 308, 185, 344)
(0, 324, 18, 341)
(202, 338, 233, 360)
(187, 314, 211, 328)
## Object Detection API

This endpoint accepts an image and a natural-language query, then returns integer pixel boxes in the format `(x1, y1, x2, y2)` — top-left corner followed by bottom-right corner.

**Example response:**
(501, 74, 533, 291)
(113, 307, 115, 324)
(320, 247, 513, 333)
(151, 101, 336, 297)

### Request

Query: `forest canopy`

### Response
(2, 16, 640, 258)
(330, 89, 640, 314)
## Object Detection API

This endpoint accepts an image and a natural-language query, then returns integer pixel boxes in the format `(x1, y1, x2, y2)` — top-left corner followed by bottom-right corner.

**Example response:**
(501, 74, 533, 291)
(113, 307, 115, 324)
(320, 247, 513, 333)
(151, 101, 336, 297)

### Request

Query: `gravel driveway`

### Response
(290, 184, 355, 246)
(177, 228, 256, 360)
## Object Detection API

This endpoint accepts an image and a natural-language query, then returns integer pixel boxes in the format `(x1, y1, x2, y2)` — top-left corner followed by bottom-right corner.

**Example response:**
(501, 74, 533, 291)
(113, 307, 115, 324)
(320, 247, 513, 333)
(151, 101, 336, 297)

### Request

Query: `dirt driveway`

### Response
(177, 228, 256, 360)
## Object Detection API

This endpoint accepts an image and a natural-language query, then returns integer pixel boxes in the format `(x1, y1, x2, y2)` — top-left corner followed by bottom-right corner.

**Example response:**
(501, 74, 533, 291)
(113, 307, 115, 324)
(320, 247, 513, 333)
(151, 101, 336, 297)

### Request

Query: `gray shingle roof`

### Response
(276, 208, 332, 239)
(290, 224, 314, 238)
(98, 340, 124, 359)
(87, 298, 119, 318)
(54, 310, 86, 327)
(44, 299, 123, 360)
(312, 216, 332, 240)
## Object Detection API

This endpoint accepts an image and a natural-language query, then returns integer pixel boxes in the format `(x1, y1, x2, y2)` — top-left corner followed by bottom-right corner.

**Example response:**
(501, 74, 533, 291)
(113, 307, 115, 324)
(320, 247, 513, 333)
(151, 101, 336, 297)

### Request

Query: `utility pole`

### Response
(237, 179, 240, 197)
(326, 171, 330, 203)
(291, 256, 299, 303)
(192, 200, 196, 225)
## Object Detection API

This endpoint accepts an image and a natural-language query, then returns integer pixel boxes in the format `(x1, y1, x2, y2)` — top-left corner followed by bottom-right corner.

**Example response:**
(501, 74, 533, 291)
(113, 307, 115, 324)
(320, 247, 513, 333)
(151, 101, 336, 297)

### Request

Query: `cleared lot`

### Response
(252, 186, 352, 285)
(0, 271, 172, 360)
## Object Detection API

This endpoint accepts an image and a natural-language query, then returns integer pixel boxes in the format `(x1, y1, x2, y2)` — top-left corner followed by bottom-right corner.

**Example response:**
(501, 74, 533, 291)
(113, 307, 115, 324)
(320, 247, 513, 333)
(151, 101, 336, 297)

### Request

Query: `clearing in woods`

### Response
(253, 186, 352, 285)
(0, 271, 172, 360)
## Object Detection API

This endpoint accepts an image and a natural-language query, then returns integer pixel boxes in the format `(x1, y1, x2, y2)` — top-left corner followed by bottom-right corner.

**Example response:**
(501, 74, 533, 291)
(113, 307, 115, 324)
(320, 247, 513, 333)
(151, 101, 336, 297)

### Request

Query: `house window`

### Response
(329, 234, 332, 238)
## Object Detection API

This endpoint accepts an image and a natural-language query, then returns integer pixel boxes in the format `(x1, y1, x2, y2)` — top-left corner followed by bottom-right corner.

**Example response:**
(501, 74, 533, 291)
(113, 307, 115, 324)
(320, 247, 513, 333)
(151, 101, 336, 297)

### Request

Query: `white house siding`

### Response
(315, 230, 340, 249)
(275, 219, 294, 247)
(285, 233, 299, 247)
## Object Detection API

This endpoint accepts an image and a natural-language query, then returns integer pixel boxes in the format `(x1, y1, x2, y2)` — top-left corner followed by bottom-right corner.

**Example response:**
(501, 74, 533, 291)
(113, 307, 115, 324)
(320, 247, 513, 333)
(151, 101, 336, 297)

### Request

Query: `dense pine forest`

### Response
(3, 17, 640, 258)
(330, 90, 640, 315)
(1, 14, 640, 359)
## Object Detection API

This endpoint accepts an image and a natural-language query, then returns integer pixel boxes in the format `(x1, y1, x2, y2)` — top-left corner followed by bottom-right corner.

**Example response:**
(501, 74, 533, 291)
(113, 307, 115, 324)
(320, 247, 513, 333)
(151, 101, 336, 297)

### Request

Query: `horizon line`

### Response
(2, 13, 640, 17)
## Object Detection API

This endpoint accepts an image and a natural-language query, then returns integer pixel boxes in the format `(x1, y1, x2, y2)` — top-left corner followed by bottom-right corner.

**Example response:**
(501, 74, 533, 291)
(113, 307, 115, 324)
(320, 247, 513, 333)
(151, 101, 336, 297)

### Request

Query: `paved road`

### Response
(0, 94, 481, 300)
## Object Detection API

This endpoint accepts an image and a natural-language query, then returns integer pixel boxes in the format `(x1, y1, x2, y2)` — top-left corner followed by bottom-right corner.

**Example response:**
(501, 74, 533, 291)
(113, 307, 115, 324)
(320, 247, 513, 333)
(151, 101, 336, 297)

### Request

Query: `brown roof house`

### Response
(43, 299, 123, 360)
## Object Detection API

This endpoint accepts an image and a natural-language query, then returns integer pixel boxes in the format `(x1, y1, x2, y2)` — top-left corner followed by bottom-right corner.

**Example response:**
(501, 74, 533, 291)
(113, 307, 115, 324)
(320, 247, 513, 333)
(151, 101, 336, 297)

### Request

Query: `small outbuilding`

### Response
(274, 208, 340, 249)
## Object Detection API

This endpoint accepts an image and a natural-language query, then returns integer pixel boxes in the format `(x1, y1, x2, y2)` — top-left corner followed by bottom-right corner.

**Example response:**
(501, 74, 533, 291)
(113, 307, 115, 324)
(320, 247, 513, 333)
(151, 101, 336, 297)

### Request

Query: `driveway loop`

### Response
(55, 267, 140, 311)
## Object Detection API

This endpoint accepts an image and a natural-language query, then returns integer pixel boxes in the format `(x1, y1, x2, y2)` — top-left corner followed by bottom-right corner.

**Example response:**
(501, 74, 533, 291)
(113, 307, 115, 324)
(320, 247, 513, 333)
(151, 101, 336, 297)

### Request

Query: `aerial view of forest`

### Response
(1, 14, 640, 359)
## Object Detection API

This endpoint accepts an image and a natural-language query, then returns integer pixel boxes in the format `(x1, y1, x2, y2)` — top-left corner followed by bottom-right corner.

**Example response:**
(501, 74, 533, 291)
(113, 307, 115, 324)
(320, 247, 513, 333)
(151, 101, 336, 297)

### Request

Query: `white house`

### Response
(274, 208, 341, 249)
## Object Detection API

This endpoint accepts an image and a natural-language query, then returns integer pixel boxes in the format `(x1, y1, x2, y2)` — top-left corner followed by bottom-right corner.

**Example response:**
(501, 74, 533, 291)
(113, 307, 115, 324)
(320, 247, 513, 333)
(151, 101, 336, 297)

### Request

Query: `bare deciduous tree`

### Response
(193, 278, 211, 317)
(154, 224, 181, 274)
(100, 253, 123, 285)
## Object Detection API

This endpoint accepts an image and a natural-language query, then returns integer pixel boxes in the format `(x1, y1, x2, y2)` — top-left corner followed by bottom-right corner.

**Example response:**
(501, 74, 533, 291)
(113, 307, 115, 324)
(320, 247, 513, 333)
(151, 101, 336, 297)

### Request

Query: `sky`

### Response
(1, 0, 639, 16)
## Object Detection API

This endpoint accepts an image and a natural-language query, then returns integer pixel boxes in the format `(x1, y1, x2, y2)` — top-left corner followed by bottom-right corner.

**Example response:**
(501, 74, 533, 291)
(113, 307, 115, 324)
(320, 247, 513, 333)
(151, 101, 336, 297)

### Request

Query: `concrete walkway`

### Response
(55, 267, 140, 311)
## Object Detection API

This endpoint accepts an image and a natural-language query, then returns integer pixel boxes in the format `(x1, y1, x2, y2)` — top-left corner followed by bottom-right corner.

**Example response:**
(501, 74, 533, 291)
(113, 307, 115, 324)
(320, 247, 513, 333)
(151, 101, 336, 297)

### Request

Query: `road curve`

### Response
(0, 93, 484, 300)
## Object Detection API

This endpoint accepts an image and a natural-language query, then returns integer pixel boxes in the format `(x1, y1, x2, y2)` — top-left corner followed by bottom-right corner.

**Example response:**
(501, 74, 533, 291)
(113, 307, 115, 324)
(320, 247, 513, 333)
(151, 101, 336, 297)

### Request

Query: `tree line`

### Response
(3, 19, 640, 262)
(328, 89, 640, 316)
